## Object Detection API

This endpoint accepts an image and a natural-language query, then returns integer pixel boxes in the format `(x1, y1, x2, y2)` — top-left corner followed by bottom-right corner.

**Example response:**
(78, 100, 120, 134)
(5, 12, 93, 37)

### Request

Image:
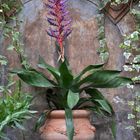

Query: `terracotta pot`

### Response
(40, 110, 96, 140)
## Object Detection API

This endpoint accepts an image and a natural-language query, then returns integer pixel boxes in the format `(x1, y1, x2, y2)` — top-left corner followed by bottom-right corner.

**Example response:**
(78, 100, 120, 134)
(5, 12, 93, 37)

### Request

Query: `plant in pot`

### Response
(12, 0, 133, 140)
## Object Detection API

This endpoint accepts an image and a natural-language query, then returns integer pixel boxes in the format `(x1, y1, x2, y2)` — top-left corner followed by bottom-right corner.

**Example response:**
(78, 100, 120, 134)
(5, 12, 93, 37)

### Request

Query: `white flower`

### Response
(123, 65, 133, 71)
(127, 84, 134, 89)
(130, 31, 139, 39)
(124, 40, 131, 46)
(123, 52, 131, 60)
(132, 64, 140, 72)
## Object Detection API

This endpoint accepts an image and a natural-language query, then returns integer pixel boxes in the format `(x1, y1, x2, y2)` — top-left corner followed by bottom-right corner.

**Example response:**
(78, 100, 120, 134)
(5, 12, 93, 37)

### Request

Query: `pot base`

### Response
(40, 110, 95, 140)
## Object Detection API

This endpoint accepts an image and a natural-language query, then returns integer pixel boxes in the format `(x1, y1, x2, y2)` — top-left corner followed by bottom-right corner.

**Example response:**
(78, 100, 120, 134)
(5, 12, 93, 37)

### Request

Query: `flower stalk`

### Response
(46, 0, 72, 61)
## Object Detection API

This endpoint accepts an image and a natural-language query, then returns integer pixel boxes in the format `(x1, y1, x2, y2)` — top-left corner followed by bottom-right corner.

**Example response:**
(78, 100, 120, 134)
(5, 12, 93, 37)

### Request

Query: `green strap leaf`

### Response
(85, 88, 114, 115)
(78, 70, 132, 88)
(12, 69, 55, 88)
(59, 61, 73, 88)
(78, 70, 121, 86)
(14, 121, 26, 130)
(74, 98, 91, 109)
(65, 108, 74, 140)
(38, 56, 60, 83)
(92, 77, 133, 88)
(111, 118, 116, 140)
(94, 99, 112, 114)
(74, 64, 104, 83)
(67, 90, 79, 109)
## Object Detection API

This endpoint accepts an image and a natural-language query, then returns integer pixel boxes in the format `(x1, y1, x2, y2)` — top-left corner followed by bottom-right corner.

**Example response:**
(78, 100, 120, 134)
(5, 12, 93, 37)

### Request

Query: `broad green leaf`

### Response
(78, 70, 120, 86)
(111, 119, 116, 140)
(78, 70, 132, 88)
(85, 88, 104, 99)
(12, 69, 55, 88)
(85, 88, 114, 114)
(38, 56, 60, 83)
(74, 98, 91, 109)
(59, 61, 73, 88)
(67, 90, 79, 109)
(0, 115, 11, 131)
(65, 108, 74, 140)
(94, 99, 112, 114)
(74, 63, 104, 83)
(92, 77, 133, 88)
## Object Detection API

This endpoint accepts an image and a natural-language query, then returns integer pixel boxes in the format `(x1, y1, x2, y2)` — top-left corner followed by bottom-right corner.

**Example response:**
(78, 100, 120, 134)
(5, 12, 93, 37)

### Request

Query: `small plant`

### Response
(96, 14, 109, 63)
(0, 0, 22, 22)
(0, 77, 36, 139)
(0, 55, 8, 66)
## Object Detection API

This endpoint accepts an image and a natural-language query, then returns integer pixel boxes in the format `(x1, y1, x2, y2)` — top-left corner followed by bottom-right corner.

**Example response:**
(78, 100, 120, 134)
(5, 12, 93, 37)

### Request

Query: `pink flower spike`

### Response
(45, 0, 72, 61)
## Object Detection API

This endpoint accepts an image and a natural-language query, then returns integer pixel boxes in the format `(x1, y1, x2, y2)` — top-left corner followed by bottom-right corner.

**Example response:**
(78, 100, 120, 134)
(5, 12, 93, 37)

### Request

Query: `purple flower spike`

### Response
(45, 0, 72, 61)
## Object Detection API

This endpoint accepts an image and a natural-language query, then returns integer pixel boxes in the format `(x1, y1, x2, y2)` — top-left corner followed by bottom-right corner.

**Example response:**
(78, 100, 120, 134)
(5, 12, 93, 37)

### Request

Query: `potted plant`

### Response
(12, 0, 133, 140)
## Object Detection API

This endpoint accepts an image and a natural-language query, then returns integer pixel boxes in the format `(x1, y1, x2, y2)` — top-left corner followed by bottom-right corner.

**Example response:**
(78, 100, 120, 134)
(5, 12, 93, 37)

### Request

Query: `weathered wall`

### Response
(1, 0, 139, 140)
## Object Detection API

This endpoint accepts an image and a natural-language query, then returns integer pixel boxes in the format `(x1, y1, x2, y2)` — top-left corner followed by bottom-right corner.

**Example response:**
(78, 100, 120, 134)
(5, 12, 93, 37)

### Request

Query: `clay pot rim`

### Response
(49, 110, 91, 118)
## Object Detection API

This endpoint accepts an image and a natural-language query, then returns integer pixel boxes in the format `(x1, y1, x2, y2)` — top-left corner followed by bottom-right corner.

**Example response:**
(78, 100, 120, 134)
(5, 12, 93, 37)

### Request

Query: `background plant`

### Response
(119, 2, 140, 139)
(0, 1, 35, 139)
(0, 0, 28, 70)
(86, 0, 130, 10)
(96, 14, 109, 63)
(0, 0, 22, 23)
(0, 75, 36, 140)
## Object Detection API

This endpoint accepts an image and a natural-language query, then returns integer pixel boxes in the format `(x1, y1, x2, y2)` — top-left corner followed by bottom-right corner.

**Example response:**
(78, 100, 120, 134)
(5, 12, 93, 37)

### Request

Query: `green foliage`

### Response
(119, 3, 140, 139)
(13, 56, 133, 140)
(96, 14, 109, 63)
(67, 90, 79, 109)
(0, 0, 29, 70)
(0, 55, 8, 66)
(12, 69, 56, 88)
(87, 0, 129, 10)
(0, 0, 22, 23)
(0, 78, 36, 139)
(65, 108, 74, 140)
(111, 0, 129, 5)
(6, 26, 30, 69)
